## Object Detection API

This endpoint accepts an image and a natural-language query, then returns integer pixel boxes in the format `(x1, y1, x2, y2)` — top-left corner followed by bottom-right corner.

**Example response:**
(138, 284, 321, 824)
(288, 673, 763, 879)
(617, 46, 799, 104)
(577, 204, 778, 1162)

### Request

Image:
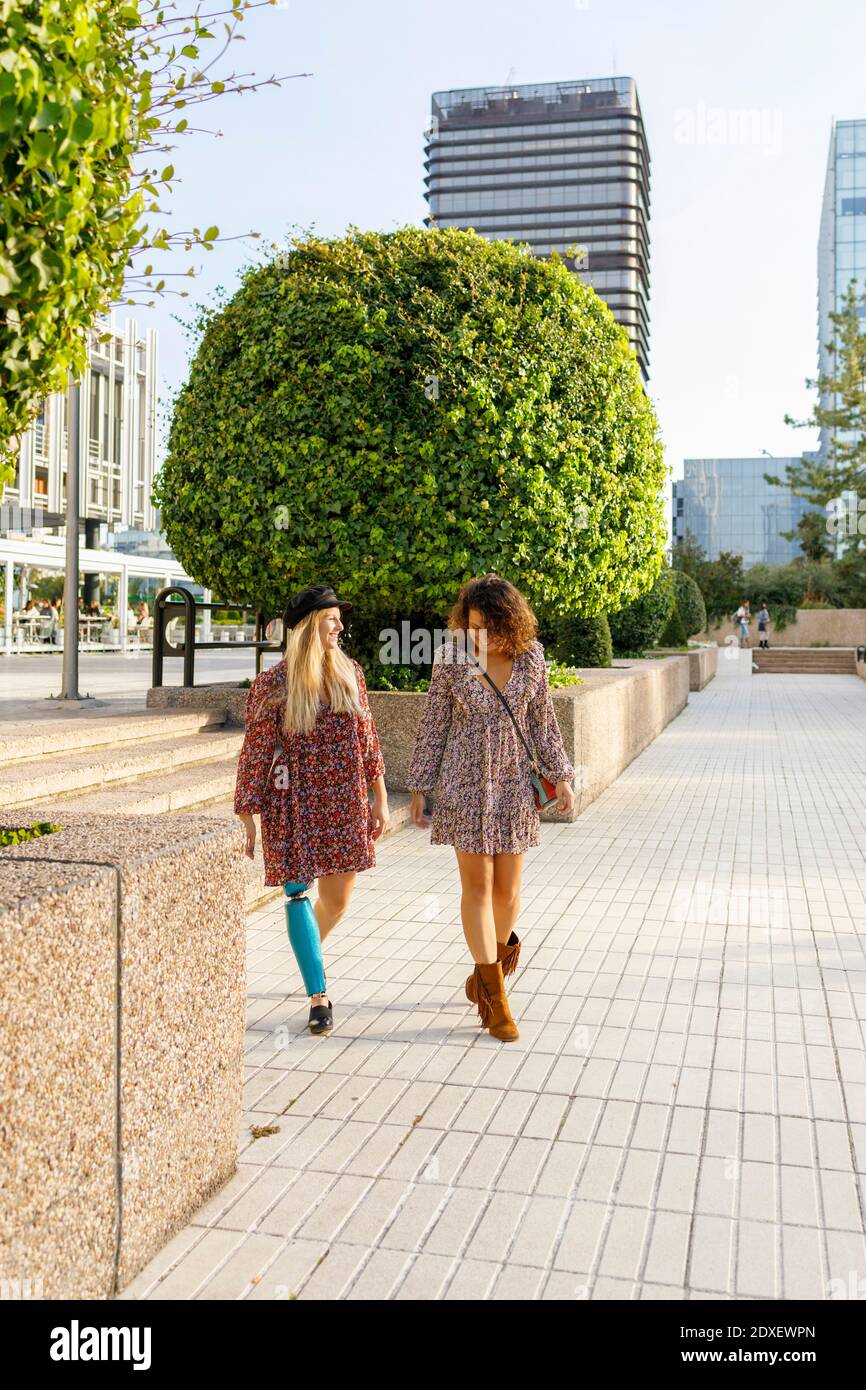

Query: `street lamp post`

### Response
(51, 379, 95, 705)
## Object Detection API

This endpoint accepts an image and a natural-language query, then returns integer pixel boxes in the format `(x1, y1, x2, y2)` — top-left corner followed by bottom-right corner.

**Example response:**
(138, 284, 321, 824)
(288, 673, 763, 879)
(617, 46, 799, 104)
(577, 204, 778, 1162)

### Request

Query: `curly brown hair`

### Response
(447, 574, 538, 656)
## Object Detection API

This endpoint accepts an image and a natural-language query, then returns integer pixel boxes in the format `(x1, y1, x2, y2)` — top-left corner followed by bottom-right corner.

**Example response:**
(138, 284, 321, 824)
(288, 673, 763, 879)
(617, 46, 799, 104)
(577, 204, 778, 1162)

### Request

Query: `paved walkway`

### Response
(122, 673, 866, 1301)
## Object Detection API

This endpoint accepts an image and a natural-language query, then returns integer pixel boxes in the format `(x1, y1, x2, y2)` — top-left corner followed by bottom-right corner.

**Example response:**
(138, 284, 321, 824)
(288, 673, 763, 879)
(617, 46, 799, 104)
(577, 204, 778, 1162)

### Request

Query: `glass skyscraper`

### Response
(425, 78, 651, 380)
(672, 458, 812, 567)
(817, 119, 866, 464)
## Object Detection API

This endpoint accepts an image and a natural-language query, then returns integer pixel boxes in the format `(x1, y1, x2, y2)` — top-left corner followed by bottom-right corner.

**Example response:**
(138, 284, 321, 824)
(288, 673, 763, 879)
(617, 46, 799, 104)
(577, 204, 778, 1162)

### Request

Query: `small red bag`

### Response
(530, 764, 559, 811)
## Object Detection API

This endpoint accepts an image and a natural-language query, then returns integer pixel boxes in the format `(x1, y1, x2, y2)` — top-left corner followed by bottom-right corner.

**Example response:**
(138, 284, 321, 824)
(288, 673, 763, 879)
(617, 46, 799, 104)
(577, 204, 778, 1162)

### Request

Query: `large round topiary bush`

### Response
(669, 568, 706, 637)
(608, 569, 675, 656)
(154, 227, 666, 625)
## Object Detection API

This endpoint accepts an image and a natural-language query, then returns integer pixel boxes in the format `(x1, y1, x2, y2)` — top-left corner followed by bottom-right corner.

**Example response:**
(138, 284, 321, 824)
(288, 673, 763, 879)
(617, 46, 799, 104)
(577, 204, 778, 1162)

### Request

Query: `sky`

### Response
(135, 0, 866, 504)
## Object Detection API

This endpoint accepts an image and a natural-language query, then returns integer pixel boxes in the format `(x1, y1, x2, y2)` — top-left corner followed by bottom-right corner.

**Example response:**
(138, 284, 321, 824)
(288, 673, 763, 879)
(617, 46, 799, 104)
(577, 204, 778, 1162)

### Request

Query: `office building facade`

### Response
(3, 313, 159, 542)
(672, 458, 812, 567)
(425, 78, 651, 379)
(0, 314, 196, 652)
(817, 119, 866, 464)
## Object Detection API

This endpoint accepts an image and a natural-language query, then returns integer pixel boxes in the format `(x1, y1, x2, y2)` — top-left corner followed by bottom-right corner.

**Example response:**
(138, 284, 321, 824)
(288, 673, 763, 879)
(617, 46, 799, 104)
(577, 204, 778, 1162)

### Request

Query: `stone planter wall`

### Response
(0, 813, 245, 1299)
(653, 645, 718, 691)
(367, 657, 688, 818)
(699, 608, 866, 649)
(148, 657, 689, 822)
(148, 680, 249, 726)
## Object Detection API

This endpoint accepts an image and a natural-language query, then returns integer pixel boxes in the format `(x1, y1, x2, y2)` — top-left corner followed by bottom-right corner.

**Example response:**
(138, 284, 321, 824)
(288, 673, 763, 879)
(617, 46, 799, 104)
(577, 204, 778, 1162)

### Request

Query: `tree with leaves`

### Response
(766, 281, 866, 560)
(154, 227, 668, 667)
(671, 532, 746, 624)
(0, 0, 304, 489)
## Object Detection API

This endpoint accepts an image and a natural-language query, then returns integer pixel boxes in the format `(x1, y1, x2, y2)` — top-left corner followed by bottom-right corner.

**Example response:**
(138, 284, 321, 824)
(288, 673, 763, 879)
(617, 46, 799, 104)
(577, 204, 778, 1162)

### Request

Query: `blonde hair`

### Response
(282, 609, 363, 735)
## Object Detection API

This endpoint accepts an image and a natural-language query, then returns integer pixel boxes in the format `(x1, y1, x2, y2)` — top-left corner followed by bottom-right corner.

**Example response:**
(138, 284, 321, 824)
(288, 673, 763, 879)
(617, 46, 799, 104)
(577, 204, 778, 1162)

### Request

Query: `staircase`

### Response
(751, 646, 858, 675)
(0, 706, 410, 909)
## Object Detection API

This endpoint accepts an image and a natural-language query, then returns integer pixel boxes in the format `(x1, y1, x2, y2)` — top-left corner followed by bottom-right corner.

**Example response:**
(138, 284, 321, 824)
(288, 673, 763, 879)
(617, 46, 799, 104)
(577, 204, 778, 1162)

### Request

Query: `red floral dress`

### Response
(233, 657, 385, 886)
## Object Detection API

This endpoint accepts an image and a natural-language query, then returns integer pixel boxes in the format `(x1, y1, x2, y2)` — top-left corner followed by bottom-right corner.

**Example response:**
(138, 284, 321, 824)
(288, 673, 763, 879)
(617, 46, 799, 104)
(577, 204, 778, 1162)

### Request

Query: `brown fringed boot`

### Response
(466, 932, 520, 1004)
(471, 960, 519, 1041)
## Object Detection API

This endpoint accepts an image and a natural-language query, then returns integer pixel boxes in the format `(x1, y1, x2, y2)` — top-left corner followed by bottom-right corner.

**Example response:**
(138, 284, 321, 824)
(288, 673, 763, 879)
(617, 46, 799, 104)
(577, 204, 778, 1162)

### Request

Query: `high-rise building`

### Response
(672, 458, 812, 567)
(5, 312, 159, 540)
(0, 313, 193, 651)
(817, 119, 866, 464)
(425, 78, 651, 380)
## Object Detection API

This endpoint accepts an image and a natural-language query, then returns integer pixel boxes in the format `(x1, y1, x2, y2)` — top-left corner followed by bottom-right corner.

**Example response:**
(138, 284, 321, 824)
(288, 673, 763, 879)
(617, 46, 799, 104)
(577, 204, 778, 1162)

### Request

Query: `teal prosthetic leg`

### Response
(283, 882, 325, 996)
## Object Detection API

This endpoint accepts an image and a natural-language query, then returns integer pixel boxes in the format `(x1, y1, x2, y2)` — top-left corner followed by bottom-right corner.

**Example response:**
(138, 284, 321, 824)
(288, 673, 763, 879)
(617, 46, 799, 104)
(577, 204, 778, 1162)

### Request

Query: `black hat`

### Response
(282, 584, 353, 630)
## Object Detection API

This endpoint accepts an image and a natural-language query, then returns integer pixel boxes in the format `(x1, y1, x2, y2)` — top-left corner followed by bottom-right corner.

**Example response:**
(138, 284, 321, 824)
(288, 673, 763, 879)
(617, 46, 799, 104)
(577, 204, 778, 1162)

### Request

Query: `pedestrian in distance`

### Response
(756, 600, 771, 649)
(407, 574, 576, 1043)
(734, 599, 751, 648)
(234, 584, 390, 1035)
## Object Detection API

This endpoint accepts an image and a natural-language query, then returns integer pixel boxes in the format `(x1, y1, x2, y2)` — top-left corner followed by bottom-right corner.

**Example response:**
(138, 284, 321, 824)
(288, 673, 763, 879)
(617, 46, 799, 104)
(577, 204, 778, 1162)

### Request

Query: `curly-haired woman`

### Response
(235, 584, 389, 1035)
(406, 575, 575, 1041)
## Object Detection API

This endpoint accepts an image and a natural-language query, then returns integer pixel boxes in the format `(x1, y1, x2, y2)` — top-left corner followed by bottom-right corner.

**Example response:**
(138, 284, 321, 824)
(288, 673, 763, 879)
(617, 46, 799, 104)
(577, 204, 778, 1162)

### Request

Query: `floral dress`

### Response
(233, 657, 385, 886)
(406, 638, 574, 855)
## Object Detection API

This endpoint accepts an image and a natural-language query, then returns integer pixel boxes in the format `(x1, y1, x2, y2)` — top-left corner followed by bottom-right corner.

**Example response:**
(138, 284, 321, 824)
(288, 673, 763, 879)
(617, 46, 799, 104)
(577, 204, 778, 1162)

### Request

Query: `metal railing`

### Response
(151, 586, 285, 688)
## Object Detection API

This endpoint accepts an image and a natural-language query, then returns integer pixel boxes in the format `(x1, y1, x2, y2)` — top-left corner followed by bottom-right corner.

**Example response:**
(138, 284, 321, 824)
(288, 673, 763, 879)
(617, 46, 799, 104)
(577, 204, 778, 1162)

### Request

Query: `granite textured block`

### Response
(147, 682, 248, 727)
(0, 812, 246, 1297)
(0, 860, 117, 1299)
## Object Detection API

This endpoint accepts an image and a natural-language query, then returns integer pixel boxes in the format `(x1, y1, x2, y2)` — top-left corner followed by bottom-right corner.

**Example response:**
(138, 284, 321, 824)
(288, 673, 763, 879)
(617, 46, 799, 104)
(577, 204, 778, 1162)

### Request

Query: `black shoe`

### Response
(308, 999, 334, 1035)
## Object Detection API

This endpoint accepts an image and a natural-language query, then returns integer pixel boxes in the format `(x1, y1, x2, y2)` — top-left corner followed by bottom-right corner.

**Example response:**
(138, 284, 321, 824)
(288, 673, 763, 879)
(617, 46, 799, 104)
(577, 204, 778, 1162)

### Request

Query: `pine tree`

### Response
(766, 282, 866, 559)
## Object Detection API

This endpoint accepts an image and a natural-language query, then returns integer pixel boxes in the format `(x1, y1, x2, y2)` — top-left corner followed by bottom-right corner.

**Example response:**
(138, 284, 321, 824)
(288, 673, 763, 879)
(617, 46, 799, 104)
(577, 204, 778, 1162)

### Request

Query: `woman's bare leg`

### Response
(492, 853, 524, 945)
(311, 871, 356, 1003)
(455, 849, 497, 964)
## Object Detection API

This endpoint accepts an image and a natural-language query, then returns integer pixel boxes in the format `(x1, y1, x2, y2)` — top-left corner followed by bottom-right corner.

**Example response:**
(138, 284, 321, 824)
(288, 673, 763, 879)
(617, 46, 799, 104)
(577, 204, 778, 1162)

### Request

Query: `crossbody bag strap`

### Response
(467, 654, 539, 770)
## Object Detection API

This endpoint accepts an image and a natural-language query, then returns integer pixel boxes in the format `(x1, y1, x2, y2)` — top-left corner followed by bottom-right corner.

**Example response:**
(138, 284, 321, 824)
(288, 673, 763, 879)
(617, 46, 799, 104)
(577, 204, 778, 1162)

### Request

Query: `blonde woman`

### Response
(407, 575, 575, 1042)
(235, 584, 389, 1034)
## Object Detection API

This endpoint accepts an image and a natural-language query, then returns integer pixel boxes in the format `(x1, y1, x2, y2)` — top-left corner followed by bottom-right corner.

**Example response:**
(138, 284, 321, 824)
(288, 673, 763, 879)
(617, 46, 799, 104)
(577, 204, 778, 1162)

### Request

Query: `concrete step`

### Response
(0, 728, 244, 808)
(753, 647, 857, 674)
(9, 756, 241, 817)
(0, 707, 227, 765)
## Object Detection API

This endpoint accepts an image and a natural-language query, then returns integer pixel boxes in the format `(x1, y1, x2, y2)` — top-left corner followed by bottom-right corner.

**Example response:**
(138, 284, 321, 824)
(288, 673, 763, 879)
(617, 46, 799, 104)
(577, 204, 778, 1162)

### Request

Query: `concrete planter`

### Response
(148, 680, 249, 725)
(366, 658, 692, 817)
(0, 812, 245, 1299)
(101, 627, 121, 646)
(147, 657, 689, 821)
(654, 644, 718, 691)
(368, 657, 689, 818)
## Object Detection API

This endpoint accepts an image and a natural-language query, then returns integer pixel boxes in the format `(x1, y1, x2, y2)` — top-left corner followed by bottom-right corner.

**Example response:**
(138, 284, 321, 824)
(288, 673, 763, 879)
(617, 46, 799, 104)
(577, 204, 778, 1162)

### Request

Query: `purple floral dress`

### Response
(233, 657, 385, 885)
(406, 638, 574, 855)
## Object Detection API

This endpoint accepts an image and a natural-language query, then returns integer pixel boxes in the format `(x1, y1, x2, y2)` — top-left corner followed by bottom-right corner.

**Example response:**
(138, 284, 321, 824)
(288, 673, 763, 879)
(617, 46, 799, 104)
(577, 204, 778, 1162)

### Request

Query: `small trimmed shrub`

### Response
(552, 613, 613, 668)
(669, 570, 706, 637)
(659, 603, 689, 648)
(608, 571, 674, 656)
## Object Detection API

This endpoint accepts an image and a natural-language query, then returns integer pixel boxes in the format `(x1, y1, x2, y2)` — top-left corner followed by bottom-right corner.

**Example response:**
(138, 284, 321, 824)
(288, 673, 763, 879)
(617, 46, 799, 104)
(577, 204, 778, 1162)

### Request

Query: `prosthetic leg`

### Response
(283, 881, 326, 996)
